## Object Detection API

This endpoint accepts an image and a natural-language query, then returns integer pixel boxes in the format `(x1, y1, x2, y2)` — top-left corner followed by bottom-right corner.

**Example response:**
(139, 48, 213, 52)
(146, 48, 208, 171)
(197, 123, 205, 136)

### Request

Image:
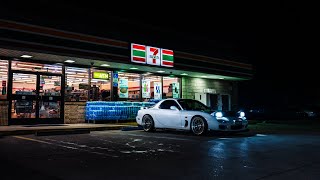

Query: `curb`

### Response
(121, 126, 143, 131)
(35, 129, 91, 136)
(0, 125, 128, 137)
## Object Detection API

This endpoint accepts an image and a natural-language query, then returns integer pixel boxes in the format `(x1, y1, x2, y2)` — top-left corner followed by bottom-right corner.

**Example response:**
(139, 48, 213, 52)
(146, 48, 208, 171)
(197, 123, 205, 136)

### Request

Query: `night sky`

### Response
(1, 1, 317, 110)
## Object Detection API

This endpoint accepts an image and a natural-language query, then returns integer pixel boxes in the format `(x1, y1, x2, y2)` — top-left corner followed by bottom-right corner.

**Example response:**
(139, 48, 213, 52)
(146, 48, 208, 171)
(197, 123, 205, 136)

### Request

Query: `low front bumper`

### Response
(216, 123, 248, 132)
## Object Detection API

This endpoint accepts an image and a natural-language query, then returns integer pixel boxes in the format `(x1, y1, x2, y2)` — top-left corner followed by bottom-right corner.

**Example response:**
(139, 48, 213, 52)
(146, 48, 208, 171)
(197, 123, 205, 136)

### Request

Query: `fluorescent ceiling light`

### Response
(218, 78, 224, 79)
(100, 64, 110, 67)
(201, 76, 207, 78)
(130, 67, 138, 70)
(20, 55, 33, 58)
(180, 73, 188, 75)
(16, 64, 42, 68)
(64, 60, 75, 63)
(67, 67, 87, 72)
(157, 71, 165, 73)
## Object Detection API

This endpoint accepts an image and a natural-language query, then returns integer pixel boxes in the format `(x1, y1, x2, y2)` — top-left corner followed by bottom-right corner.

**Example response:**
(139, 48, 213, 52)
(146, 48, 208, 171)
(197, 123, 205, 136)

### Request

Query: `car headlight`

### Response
(239, 112, 245, 118)
(215, 112, 223, 118)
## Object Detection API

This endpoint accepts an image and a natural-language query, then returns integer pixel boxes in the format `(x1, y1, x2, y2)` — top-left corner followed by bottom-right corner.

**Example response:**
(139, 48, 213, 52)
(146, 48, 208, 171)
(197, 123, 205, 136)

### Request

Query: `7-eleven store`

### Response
(0, 20, 253, 126)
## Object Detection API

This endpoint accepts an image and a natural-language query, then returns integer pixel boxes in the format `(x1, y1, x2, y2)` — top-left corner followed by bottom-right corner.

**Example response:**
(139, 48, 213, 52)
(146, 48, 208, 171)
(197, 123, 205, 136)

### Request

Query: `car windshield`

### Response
(177, 99, 211, 113)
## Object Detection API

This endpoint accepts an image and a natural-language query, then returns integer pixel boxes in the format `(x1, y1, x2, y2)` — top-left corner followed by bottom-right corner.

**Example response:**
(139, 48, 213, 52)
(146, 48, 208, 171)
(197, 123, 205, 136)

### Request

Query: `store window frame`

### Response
(2, 57, 183, 103)
(8, 60, 64, 125)
(0, 59, 9, 101)
(65, 66, 90, 102)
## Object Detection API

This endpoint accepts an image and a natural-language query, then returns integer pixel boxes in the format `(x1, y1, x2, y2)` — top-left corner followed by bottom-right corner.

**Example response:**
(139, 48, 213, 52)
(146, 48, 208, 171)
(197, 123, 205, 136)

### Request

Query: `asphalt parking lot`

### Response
(1, 129, 320, 180)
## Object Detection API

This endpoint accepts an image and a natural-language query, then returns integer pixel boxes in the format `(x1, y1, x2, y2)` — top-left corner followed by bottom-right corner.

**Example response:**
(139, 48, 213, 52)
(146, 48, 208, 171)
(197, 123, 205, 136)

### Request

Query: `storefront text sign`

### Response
(147, 47, 161, 66)
(92, 72, 109, 80)
(172, 82, 180, 98)
(154, 82, 162, 99)
(119, 78, 128, 98)
(131, 43, 174, 67)
(142, 80, 150, 98)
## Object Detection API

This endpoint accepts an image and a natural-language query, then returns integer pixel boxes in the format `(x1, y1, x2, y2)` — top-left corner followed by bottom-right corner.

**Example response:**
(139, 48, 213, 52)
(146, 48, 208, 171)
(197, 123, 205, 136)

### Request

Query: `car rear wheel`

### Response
(142, 115, 154, 132)
(191, 116, 207, 135)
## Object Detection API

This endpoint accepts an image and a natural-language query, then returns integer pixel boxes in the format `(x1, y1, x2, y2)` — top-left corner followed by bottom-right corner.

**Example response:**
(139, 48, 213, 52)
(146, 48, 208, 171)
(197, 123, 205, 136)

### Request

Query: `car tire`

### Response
(142, 115, 155, 132)
(190, 116, 208, 135)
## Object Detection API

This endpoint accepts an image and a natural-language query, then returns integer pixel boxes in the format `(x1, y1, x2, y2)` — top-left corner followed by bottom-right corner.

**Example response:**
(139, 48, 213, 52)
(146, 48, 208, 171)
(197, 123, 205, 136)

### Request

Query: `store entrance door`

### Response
(9, 70, 63, 125)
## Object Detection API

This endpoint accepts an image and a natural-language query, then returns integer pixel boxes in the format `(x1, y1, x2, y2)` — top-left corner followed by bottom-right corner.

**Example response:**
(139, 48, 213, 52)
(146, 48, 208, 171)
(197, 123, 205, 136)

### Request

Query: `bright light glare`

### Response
(64, 60, 75, 63)
(240, 112, 245, 117)
(215, 112, 223, 118)
(20, 55, 33, 58)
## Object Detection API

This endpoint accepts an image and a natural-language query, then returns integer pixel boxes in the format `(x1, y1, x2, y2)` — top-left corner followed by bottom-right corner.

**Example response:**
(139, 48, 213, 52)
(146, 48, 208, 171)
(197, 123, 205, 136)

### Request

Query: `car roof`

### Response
(160, 98, 198, 102)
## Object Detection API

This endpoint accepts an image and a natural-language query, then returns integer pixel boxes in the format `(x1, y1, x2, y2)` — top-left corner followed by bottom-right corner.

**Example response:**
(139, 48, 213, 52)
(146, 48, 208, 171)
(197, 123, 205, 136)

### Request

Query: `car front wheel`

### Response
(142, 115, 154, 132)
(191, 116, 207, 135)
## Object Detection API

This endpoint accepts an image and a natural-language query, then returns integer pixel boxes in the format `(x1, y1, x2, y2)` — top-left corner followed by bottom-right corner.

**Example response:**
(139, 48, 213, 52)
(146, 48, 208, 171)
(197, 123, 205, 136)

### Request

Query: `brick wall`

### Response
(0, 101, 8, 125)
(64, 102, 86, 124)
(182, 77, 239, 110)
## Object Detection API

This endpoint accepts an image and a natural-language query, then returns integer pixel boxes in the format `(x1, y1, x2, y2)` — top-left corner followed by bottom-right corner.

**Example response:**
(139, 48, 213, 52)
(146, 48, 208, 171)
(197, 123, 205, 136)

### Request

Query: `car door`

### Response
(155, 100, 182, 128)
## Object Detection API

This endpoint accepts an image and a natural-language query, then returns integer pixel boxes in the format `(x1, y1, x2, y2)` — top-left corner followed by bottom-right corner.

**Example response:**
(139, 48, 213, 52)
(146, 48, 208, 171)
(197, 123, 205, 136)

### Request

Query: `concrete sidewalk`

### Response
(0, 123, 133, 136)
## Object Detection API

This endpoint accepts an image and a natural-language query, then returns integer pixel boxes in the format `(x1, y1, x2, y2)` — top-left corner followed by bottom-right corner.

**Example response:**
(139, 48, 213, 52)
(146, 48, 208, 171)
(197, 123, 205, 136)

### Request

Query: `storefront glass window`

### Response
(65, 67, 89, 101)
(90, 69, 111, 101)
(0, 60, 8, 99)
(142, 74, 162, 101)
(118, 72, 140, 101)
(39, 75, 61, 119)
(12, 73, 37, 95)
(163, 77, 180, 99)
(12, 61, 62, 73)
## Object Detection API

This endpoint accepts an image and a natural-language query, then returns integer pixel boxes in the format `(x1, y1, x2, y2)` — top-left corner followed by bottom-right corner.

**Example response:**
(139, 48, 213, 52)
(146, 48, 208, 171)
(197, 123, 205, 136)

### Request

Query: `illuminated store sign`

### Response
(131, 43, 174, 67)
(92, 72, 109, 80)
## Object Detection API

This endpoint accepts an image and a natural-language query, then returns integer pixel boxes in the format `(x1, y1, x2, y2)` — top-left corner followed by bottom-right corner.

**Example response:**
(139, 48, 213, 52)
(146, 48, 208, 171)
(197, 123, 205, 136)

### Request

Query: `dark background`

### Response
(1, 1, 317, 113)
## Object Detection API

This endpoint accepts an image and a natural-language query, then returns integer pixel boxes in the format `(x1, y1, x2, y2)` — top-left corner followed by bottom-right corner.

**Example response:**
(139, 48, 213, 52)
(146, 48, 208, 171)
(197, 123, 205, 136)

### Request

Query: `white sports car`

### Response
(136, 99, 248, 135)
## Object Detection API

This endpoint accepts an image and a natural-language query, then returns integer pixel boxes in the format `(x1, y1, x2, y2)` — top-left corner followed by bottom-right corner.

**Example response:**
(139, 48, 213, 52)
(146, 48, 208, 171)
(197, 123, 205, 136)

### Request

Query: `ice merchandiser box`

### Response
(85, 101, 156, 121)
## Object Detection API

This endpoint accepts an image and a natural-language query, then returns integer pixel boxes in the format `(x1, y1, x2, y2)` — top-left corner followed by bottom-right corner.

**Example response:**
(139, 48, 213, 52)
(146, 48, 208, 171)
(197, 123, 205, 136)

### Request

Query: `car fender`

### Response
(180, 111, 219, 130)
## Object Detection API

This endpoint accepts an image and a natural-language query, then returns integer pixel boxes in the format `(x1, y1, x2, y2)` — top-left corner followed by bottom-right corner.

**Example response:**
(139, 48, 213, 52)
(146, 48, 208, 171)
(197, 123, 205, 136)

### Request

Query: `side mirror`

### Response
(170, 106, 179, 111)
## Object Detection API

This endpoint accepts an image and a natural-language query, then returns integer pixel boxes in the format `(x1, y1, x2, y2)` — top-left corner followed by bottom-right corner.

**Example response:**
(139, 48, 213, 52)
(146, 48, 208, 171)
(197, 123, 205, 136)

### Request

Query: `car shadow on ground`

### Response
(145, 129, 257, 138)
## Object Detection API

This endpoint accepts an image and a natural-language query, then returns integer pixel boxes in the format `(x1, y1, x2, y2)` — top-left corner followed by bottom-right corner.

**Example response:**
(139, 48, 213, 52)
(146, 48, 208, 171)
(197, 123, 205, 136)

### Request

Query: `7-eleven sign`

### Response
(146, 46, 161, 66)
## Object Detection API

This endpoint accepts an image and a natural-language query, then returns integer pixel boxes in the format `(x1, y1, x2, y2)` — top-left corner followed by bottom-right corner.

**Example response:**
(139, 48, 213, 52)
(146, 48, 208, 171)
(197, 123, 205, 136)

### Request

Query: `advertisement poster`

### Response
(119, 78, 128, 98)
(154, 82, 162, 99)
(113, 72, 118, 87)
(172, 82, 180, 98)
(142, 80, 150, 98)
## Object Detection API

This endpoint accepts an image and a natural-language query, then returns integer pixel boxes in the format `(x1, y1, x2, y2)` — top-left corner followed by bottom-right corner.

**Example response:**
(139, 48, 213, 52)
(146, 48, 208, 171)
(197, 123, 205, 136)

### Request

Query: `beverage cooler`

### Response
(85, 101, 156, 121)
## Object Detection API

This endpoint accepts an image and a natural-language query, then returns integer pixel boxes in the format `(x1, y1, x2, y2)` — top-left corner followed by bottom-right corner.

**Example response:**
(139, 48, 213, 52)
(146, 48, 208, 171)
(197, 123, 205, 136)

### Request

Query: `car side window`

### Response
(159, 100, 181, 110)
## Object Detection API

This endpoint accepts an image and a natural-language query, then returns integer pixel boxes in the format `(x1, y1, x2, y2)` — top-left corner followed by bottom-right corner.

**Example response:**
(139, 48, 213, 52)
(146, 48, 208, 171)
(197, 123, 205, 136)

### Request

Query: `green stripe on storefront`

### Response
(162, 55, 174, 61)
(133, 50, 146, 57)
